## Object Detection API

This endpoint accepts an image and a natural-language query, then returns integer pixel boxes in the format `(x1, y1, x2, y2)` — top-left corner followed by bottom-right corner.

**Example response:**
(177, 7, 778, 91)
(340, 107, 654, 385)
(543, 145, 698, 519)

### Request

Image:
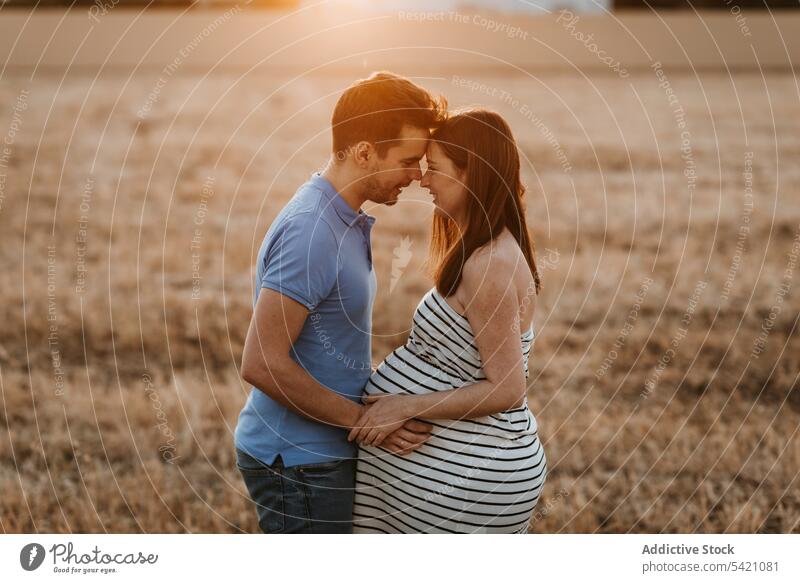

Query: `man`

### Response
(234, 72, 447, 533)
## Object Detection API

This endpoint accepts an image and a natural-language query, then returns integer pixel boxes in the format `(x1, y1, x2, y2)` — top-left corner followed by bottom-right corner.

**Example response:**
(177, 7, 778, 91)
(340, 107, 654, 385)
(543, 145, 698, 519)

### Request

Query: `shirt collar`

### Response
(310, 172, 376, 229)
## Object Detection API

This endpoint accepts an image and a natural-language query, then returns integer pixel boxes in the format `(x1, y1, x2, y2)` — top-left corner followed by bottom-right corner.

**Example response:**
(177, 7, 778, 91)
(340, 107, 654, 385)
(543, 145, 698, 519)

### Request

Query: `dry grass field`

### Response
(1, 65, 798, 533)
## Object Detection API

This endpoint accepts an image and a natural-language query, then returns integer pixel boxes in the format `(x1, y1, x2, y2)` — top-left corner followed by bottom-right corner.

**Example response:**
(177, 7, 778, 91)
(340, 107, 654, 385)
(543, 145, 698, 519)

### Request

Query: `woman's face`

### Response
(420, 142, 468, 225)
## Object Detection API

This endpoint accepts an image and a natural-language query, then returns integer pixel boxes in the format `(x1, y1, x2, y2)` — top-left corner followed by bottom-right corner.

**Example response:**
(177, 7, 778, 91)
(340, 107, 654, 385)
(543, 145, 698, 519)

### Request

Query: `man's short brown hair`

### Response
(331, 71, 447, 158)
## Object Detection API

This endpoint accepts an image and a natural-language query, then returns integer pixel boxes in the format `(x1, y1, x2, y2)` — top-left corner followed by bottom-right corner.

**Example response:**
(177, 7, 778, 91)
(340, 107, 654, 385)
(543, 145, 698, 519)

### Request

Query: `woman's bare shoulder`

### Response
(462, 233, 537, 317)
(461, 235, 521, 298)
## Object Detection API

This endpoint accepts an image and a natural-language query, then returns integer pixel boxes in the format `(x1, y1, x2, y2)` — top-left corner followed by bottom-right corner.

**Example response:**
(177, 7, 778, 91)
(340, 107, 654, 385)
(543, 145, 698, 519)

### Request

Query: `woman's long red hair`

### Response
(428, 108, 541, 297)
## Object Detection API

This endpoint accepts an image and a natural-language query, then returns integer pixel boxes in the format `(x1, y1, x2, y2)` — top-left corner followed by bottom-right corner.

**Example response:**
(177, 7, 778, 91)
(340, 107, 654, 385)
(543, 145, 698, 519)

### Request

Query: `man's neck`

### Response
(320, 159, 367, 213)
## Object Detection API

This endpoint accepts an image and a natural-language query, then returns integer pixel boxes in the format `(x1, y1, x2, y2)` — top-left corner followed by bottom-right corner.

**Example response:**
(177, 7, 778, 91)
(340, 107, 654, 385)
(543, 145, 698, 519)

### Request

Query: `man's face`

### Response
(365, 125, 430, 206)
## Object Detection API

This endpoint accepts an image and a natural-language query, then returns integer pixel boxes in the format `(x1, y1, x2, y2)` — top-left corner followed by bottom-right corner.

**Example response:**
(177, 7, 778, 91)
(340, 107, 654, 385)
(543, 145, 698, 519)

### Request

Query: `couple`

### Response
(234, 72, 546, 534)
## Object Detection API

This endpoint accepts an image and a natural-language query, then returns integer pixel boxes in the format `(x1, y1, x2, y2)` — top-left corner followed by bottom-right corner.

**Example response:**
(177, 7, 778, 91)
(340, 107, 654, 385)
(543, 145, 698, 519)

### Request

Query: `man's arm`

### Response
(240, 288, 362, 429)
(241, 288, 433, 452)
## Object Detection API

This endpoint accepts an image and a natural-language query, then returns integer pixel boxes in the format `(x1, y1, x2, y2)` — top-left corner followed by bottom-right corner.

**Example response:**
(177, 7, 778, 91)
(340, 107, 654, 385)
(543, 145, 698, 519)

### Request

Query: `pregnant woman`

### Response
(350, 109, 547, 533)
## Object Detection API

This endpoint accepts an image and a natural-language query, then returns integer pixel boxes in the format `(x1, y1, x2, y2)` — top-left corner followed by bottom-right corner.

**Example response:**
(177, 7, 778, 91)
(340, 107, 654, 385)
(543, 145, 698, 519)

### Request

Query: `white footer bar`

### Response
(2, 534, 797, 582)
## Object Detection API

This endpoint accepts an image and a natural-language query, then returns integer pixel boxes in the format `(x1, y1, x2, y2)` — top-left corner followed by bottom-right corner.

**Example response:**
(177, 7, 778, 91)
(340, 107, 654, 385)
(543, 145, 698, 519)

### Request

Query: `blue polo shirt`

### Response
(234, 173, 377, 467)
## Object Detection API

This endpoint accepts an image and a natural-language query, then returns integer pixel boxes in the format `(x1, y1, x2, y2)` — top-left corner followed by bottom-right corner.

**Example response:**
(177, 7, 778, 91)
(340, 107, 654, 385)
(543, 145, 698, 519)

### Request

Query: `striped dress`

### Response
(353, 287, 546, 534)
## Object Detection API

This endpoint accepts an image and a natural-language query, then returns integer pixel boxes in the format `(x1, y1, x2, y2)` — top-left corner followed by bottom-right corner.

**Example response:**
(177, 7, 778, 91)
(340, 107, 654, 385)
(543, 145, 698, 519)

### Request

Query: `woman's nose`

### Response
(420, 171, 430, 188)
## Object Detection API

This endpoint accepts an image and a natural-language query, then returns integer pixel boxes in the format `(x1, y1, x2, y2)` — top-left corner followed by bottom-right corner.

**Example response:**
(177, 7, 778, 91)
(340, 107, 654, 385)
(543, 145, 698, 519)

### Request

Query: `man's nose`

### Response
(411, 166, 423, 181)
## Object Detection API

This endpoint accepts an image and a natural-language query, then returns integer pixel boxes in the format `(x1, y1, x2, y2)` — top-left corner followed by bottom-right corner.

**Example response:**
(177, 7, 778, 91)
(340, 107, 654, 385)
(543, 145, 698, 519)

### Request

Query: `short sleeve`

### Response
(260, 213, 339, 311)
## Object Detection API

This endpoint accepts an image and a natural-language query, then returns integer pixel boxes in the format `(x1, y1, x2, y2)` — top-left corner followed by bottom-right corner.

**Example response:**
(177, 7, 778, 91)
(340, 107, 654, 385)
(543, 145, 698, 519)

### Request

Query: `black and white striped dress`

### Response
(353, 287, 546, 534)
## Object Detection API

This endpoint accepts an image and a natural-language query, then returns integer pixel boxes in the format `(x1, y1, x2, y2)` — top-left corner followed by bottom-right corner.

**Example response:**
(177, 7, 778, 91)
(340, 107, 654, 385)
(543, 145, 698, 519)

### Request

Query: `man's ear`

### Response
(353, 141, 375, 168)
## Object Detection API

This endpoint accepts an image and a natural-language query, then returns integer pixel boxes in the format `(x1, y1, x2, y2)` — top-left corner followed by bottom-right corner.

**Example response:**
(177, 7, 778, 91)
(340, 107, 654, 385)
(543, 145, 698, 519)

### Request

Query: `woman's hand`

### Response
(348, 394, 416, 447)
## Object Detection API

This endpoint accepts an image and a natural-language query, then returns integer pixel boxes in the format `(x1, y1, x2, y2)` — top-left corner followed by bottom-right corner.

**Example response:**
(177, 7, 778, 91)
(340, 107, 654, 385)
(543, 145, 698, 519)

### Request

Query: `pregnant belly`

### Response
(364, 347, 466, 398)
(365, 348, 540, 443)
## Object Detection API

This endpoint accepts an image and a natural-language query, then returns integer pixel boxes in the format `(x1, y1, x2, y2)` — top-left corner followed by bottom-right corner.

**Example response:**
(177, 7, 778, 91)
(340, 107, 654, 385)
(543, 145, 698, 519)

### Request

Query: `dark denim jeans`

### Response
(236, 449, 356, 534)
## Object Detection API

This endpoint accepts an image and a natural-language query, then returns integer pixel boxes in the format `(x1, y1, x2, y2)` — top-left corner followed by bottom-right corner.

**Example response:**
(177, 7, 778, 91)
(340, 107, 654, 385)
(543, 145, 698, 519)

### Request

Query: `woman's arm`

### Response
(349, 250, 530, 447)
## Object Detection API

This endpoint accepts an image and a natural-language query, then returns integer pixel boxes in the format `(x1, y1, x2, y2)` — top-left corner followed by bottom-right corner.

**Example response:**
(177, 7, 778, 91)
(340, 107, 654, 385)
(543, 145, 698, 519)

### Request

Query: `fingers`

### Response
(383, 434, 414, 455)
(382, 439, 403, 454)
(393, 427, 427, 445)
(350, 404, 427, 449)
(349, 416, 385, 446)
(403, 419, 434, 434)
(347, 423, 361, 442)
(348, 405, 370, 442)
(348, 419, 371, 443)
(355, 425, 373, 444)
(393, 434, 424, 453)
(364, 427, 384, 447)
(385, 431, 425, 455)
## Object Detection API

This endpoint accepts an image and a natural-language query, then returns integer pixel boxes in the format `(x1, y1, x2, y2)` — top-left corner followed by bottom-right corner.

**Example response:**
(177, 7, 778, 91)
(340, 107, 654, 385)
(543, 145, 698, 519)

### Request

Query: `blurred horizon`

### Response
(2, 0, 798, 10)
(305, 0, 610, 13)
(1, 0, 610, 9)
